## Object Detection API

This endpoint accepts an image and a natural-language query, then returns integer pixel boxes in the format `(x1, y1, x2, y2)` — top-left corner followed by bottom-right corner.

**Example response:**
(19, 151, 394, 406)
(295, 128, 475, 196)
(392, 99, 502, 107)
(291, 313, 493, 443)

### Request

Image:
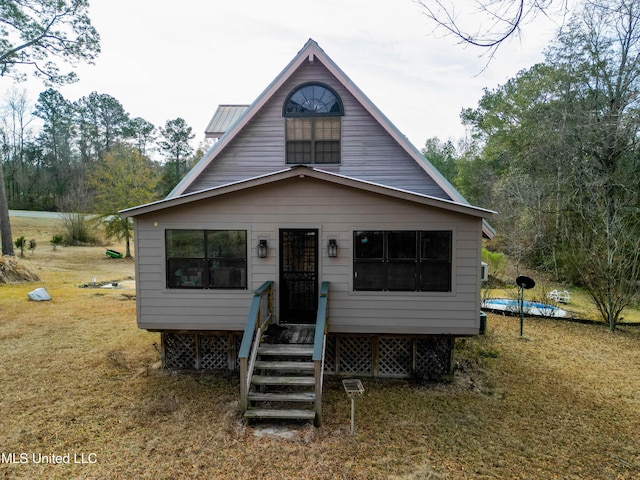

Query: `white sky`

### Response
(5, 0, 562, 150)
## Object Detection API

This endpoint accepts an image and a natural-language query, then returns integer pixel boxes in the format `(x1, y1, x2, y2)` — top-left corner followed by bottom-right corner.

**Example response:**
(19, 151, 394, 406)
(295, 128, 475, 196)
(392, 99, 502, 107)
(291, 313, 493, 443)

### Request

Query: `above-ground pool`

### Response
(481, 298, 568, 318)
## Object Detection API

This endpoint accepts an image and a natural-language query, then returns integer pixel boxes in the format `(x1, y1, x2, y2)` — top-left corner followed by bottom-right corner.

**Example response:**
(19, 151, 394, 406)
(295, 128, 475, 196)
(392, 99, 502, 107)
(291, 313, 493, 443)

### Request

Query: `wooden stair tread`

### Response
(244, 408, 316, 420)
(254, 360, 315, 371)
(258, 344, 313, 356)
(248, 391, 316, 402)
(251, 375, 315, 386)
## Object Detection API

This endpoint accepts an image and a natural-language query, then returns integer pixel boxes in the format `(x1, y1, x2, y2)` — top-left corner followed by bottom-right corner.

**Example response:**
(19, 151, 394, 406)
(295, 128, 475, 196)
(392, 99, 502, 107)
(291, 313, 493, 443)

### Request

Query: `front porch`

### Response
(159, 280, 455, 426)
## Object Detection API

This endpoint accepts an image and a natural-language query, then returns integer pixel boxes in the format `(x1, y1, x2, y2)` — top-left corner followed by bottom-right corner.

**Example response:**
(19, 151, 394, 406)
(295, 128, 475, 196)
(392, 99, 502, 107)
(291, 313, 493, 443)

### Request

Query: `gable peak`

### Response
(299, 38, 324, 62)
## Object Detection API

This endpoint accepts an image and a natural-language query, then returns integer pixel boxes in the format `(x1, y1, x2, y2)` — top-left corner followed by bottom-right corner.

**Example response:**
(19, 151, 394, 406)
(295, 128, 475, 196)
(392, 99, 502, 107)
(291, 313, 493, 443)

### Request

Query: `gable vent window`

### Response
(283, 83, 344, 164)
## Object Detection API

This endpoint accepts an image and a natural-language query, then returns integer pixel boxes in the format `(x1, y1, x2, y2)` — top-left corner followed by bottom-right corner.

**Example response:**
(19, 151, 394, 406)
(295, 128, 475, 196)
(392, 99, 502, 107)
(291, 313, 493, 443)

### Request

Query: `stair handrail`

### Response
(239, 280, 274, 412)
(313, 281, 330, 426)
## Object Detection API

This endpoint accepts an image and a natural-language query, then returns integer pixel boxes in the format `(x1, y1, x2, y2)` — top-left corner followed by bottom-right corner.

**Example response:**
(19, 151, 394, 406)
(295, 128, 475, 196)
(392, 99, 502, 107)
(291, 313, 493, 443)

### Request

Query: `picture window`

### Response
(166, 230, 247, 289)
(353, 231, 452, 292)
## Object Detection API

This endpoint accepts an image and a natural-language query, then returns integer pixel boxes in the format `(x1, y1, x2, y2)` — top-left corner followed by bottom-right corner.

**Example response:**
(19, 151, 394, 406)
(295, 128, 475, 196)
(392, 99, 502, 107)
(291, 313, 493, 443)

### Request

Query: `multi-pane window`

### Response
(166, 230, 247, 289)
(353, 231, 452, 292)
(285, 117, 341, 164)
(283, 83, 344, 164)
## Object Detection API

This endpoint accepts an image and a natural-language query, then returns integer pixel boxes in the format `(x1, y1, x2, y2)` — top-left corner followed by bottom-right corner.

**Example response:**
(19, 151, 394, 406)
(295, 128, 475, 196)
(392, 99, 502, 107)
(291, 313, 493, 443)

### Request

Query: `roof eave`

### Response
(121, 166, 495, 221)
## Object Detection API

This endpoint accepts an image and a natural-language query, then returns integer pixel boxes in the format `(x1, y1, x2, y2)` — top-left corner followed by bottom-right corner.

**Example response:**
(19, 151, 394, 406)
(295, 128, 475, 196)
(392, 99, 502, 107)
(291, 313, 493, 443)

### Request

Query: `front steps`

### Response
(244, 325, 318, 422)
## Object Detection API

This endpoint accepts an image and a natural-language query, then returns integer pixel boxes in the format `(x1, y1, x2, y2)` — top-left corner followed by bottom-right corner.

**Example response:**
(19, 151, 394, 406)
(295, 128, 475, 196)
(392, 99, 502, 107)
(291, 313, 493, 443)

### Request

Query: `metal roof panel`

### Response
(204, 105, 250, 138)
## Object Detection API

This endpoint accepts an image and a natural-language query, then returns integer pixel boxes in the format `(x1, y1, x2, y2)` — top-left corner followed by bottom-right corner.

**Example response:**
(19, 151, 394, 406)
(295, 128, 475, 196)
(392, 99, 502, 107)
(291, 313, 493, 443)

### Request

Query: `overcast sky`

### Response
(5, 0, 562, 150)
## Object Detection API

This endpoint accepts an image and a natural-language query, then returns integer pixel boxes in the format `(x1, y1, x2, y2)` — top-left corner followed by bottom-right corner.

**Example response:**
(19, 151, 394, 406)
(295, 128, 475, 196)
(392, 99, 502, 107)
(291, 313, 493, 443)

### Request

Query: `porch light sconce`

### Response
(257, 239, 268, 258)
(328, 239, 338, 258)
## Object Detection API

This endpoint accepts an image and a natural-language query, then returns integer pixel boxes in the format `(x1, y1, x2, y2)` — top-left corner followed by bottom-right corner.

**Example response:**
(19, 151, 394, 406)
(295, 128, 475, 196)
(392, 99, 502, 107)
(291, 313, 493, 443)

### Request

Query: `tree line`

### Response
(1, 87, 201, 211)
(423, 0, 640, 330)
(0, 87, 204, 256)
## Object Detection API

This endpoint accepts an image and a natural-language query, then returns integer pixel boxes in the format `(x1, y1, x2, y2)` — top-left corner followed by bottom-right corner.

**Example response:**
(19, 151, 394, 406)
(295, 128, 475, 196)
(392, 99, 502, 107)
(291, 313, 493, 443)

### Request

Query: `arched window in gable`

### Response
(283, 83, 344, 164)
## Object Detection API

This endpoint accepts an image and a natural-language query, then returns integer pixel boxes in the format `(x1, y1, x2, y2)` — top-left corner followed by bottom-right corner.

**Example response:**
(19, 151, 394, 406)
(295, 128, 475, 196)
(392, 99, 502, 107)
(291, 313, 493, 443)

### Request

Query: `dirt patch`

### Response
(78, 278, 135, 289)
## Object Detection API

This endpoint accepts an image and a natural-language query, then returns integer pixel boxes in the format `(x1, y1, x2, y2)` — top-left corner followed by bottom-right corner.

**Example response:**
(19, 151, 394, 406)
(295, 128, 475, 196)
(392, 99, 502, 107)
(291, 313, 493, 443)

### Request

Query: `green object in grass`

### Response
(105, 249, 123, 259)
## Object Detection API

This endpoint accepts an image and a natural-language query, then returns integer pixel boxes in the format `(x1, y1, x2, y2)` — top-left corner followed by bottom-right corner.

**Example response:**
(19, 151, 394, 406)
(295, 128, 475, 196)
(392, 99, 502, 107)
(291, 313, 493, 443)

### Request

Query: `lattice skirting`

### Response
(162, 332, 453, 380)
(325, 335, 454, 380)
(162, 332, 242, 370)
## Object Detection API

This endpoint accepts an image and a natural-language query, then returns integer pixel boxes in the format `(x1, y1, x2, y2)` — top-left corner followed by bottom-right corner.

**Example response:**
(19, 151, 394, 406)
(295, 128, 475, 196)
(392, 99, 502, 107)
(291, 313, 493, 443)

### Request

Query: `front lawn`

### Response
(1, 216, 638, 479)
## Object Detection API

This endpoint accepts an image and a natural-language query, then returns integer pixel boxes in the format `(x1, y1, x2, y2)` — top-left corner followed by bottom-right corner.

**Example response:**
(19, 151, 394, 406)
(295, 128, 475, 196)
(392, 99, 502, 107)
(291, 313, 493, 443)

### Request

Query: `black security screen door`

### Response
(279, 229, 318, 323)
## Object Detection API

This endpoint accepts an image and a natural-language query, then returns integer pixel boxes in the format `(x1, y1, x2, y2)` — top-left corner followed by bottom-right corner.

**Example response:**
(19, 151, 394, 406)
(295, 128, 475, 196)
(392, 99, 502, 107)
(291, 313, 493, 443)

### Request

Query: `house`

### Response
(121, 39, 494, 425)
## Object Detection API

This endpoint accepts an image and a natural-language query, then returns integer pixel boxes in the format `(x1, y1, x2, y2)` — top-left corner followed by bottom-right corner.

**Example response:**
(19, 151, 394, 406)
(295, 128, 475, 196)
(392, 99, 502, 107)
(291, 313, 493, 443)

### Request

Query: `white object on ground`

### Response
(28, 287, 51, 301)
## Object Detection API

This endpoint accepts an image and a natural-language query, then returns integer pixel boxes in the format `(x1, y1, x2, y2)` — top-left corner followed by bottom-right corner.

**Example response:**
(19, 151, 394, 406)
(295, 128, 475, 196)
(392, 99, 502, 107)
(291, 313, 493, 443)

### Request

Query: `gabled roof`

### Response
(170, 40, 459, 200)
(163, 39, 495, 238)
(204, 105, 249, 139)
(121, 165, 495, 220)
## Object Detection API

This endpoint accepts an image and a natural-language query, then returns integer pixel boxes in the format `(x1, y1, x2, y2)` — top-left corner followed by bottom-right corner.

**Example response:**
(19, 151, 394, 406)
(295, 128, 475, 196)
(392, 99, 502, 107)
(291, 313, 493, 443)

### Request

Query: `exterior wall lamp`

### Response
(328, 239, 338, 258)
(257, 239, 268, 258)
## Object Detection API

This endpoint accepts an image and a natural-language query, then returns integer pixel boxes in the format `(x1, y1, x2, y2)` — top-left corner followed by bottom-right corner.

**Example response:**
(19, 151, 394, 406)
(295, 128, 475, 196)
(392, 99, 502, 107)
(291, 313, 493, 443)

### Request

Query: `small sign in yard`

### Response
(342, 379, 365, 435)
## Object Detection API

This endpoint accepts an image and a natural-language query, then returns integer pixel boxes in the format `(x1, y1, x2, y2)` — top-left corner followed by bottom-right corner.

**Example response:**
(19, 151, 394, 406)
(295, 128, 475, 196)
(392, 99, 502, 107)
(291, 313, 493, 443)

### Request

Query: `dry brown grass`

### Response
(1, 215, 639, 479)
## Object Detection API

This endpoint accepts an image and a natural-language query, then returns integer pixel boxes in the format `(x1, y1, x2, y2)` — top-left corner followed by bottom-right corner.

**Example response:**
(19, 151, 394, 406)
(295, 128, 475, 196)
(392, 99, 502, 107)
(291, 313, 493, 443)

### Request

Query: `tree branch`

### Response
(416, 0, 568, 58)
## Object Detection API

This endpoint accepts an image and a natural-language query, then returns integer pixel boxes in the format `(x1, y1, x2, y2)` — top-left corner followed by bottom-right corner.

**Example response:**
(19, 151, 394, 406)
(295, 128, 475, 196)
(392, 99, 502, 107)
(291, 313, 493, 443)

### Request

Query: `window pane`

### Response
(419, 261, 451, 292)
(207, 231, 247, 288)
(166, 230, 205, 258)
(315, 118, 340, 140)
(314, 140, 340, 163)
(167, 259, 206, 288)
(354, 261, 384, 291)
(420, 231, 452, 259)
(285, 84, 343, 115)
(388, 231, 417, 259)
(286, 141, 312, 163)
(355, 231, 384, 259)
(285, 118, 312, 140)
(207, 231, 246, 258)
(209, 259, 246, 288)
(387, 262, 416, 290)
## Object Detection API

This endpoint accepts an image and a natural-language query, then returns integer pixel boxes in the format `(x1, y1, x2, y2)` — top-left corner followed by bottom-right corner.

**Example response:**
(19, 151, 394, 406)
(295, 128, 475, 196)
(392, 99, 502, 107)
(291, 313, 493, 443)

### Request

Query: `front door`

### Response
(279, 229, 318, 324)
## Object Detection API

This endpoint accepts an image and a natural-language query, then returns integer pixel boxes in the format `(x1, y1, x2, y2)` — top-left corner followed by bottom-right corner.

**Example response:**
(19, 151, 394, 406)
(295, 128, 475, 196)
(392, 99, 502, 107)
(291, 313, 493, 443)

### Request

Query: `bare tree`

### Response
(0, 89, 37, 205)
(57, 179, 95, 245)
(567, 192, 640, 331)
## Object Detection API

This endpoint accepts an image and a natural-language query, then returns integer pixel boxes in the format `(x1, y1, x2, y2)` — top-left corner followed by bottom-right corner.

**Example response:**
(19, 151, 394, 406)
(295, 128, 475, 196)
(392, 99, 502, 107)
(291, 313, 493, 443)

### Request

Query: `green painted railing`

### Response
(313, 281, 330, 426)
(239, 281, 273, 412)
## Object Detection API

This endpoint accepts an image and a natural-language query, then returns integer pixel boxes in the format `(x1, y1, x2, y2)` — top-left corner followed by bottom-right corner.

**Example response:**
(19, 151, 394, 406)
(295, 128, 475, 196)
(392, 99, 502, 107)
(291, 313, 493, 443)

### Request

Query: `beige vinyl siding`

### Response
(185, 60, 448, 199)
(134, 177, 481, 335)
